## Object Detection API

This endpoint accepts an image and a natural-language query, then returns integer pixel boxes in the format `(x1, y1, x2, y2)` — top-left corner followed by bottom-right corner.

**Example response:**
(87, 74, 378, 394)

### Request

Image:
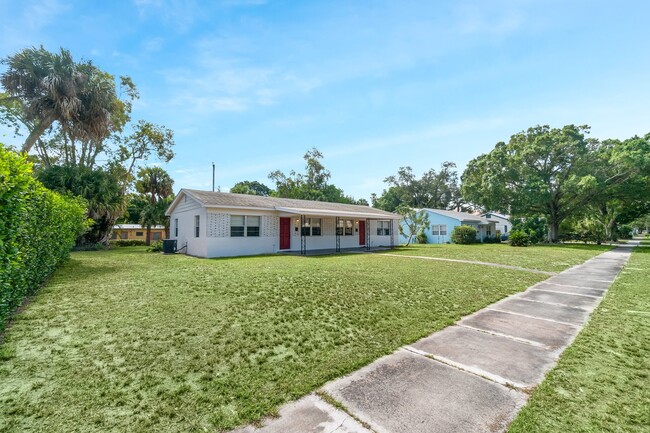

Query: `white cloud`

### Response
(142, 37, 164, 52)
(132, 0, 200, 32)
(23, 0, 71, 30)
(456, 2, 525, 35)
(159, 38, 323, 113)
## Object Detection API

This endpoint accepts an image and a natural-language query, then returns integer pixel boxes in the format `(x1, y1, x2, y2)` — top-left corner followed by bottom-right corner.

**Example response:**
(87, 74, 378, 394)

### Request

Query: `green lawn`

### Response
(383, 243, 612, 272)
(0, 248, 548, 432)
(508, 247, 650, 433)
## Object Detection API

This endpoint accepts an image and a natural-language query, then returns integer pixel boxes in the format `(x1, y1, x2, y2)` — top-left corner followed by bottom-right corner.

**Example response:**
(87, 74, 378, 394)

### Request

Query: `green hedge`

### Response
(0, 145, 87, 329)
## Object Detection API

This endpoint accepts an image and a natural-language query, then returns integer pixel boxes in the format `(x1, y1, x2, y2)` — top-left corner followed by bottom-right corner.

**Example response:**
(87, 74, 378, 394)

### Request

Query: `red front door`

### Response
(359, 220, 366, 246)
(279, 217, 291, 250)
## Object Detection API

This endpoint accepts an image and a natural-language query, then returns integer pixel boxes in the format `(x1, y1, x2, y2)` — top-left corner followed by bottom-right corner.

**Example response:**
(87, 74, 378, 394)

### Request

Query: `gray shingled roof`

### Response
(422, 208, 494, 224)
(171, 189, 400, 218)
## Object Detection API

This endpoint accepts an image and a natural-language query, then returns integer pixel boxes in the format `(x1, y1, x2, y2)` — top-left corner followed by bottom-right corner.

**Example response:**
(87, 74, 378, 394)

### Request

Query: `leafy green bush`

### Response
(147, 240, 163, 252)
(0, 145, 87, 329)
(416, 231, 428, 244)
(509, 230, 530, 247)
(451, 225, 477, 244)
(513, 216, 547, 243)
(111, 239, 147, 247)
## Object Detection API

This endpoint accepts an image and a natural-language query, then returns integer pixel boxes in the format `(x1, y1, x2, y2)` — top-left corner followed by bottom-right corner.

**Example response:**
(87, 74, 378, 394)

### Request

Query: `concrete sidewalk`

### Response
(232, 244, 634, 433)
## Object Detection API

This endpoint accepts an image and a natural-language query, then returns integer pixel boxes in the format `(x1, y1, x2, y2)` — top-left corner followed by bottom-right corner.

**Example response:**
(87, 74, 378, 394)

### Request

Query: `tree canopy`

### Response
(373, 162, 462, 212)
(461, 125, 649, 242)
(268, 148, 365, 204)
(135, 167, 174, 245)
(1, 47, 175, 245)
(230, 180, 272, 196)
(1, 47, 119, 154)
(578, 134, 650, 239)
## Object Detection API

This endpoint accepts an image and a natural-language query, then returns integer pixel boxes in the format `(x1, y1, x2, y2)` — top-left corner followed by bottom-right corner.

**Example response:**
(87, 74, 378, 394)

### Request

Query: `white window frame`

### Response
(194, 215, 200, 238)
(230, 215, 261, 237)
(301, 218, 321, 236)
(377, 220, 391, 236)
(174, 218, 178, 237)
(336, 219, 354, 236)
(432, 224, 448, 236)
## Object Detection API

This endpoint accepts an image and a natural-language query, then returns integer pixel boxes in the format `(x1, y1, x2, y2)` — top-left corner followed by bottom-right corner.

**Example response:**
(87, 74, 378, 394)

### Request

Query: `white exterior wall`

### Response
(171, 205, 399, 258)
(367, 219, 398, 248)
(205, 209, 279, 258)
(492, 216, 511, 235)
(169, 196, 207, 257)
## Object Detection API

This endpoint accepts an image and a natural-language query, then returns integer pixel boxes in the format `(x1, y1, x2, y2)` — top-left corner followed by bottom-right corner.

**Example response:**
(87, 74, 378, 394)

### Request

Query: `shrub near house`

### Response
(451, 225, 477, 244)
(509, 230, 530, 247)
(0, 145, 87, 328)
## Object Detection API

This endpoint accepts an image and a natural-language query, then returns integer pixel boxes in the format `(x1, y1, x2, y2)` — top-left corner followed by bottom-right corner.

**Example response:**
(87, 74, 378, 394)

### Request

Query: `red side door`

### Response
(279, 217, 291, 250)
(359, 220, 366, 246)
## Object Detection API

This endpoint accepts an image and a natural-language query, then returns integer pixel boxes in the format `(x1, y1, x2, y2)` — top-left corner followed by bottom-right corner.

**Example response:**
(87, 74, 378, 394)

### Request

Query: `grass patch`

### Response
(0, 248, 547, 432)
(508, 247, 650, 432)
(384, 243, 611, 272)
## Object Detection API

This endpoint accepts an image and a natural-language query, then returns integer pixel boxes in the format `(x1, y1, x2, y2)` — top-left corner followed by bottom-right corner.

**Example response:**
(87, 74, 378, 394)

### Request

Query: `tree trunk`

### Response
(146, 226, 151, 246)
(548, 221, 559, 243)
(22, 113, 56, 153)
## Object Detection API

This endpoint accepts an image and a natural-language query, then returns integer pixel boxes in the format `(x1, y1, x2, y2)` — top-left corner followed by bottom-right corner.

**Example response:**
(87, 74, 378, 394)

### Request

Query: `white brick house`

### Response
(165, 189, 401, 258)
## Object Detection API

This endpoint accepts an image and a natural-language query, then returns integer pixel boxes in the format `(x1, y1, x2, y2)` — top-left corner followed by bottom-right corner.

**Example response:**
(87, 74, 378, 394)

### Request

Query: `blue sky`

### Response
(1, 0, 649, 201)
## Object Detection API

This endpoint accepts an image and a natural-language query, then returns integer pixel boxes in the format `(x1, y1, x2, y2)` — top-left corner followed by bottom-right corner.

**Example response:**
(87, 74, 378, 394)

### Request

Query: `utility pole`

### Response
(212, 162, 215, 192)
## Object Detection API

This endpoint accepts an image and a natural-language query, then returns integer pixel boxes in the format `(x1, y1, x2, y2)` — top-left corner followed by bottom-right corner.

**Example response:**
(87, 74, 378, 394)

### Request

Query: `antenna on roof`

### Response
(212, 162, 215, 192)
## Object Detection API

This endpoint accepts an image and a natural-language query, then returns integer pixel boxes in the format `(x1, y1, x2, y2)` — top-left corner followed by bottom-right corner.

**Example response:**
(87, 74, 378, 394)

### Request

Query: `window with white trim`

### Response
(230, 215, 261, 237)
(194, 215, 200, 237)
(504, 225, 508, 233)
(336, 219, 354, 236)
(432, 224, 447, 236)
(377, 220, 391, 236)
(174, 218, 178, 237)
(247, 216, 260, 237)
(301, 218, 321, 236)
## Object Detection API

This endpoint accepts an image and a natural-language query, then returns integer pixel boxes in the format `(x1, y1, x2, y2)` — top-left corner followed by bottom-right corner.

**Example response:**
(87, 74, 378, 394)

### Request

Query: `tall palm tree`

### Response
(0, 46, 117, 154)
(135, 167, 174, 245)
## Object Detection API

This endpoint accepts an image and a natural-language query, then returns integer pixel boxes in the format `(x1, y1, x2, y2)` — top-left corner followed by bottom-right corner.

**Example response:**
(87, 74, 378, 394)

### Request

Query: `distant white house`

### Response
(165, 189, 401, 258)
(399, 208, 498, 244)
(480, 212, 512, 237)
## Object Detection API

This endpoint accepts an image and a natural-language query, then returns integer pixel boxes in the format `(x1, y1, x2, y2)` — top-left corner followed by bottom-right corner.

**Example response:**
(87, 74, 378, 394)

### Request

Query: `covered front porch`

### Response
(276, 207, 401, 255)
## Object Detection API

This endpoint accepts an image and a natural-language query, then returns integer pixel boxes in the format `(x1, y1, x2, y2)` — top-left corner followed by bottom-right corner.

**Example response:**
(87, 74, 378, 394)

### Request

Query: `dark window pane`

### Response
(312, 227, 321, 236)
(301, 227, 311, 236)
(231, 226, 245, 237)
(247, 226, 260, 237)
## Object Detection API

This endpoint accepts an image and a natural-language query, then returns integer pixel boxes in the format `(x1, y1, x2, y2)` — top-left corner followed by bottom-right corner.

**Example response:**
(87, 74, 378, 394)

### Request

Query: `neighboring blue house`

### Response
(400, 209, 498, 244)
